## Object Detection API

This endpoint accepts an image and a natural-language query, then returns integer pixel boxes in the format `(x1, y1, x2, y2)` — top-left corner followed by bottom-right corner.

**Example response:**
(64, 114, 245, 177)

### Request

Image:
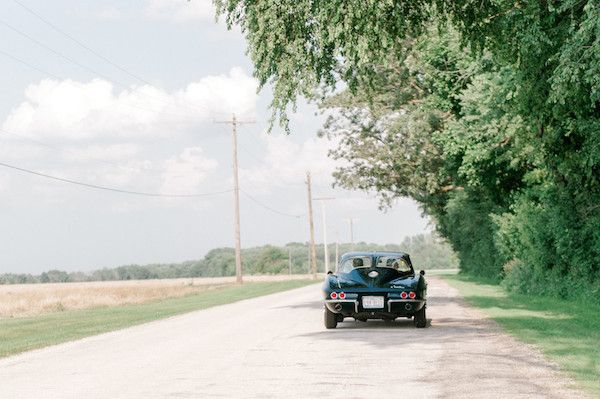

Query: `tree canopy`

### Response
(216, 0, 600, 301)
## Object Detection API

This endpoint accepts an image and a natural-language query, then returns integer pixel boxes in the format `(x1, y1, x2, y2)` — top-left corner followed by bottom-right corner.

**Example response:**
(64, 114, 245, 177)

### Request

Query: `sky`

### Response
(0, 0, 429, 274)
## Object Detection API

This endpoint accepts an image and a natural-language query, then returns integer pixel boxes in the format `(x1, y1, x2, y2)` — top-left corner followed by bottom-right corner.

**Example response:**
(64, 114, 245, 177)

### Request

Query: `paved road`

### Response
(0, 277, 586, 398)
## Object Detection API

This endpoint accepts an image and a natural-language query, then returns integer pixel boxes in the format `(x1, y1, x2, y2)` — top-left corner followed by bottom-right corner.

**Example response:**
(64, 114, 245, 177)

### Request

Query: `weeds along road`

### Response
(0, 277, 587, 399)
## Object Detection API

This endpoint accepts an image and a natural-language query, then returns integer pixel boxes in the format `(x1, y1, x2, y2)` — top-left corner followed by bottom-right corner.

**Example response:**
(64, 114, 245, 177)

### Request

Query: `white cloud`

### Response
(144, 0, 215, 22)
(239, 133, 341, 193)
(160, 146, 218, 195)
(0, 67, 249, 201)
(1, 68, 258, 141)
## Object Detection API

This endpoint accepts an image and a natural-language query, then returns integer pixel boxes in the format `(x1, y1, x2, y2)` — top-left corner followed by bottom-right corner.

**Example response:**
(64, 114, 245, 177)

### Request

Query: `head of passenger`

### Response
(352, 258, 364, 268)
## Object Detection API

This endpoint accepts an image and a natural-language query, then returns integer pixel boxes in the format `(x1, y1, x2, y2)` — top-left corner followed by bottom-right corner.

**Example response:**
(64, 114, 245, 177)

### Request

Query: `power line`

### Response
(0, 160, 233, 198)
(0, 17, 116, 83)
(0, 46, 211, 120)
(11, 0, 154, 87)
(228, 128, 332, 191)
(0, 127, 214, 178)
(0, 17, 222, 118)
(0, 47, 61, 79)
(240, 189, 304, 219)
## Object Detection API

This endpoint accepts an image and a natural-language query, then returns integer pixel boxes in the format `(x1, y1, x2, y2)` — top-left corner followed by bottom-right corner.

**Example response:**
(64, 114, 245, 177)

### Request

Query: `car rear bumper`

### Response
(387, 299, 425, 313)
(324, 299, 358, 313)
(324, 298, 425, 315)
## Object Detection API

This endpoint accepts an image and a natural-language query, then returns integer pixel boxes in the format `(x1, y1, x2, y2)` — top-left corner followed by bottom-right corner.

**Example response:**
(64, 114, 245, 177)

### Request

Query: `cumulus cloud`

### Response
(0, 68, 253, 201)
(1, 67, 258, 141)
(239, 133, 341, 193)
(160, 146, 218, 195)
(144, 0, 215, 22)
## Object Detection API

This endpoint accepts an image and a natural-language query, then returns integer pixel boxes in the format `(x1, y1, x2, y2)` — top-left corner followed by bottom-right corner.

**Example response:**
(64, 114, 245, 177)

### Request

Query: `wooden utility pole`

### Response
(288, 249, 292, 276)
(215, 114, 254, 284)
(335, 230, 340, 266)
(314, 197, 335, 273)
(345, 217, 359, 249)
(306, 172, 318, 279)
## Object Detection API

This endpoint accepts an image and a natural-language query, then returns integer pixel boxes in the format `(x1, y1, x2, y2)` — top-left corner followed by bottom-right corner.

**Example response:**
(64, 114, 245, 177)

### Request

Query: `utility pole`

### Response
(314, 197, 335, 273)
(215, 114, 254, 284)
(345, 217, 359, 249)
(306, 172, 318, 278)
(307, 245, 311, 273)
(288, 249, 292, 276)
(335, 230, 340, 266)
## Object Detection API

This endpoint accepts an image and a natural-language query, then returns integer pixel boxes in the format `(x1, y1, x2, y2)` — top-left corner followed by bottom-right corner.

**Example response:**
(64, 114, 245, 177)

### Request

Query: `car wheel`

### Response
(324, 307, 337, 329)
(414, 305, 427, 328)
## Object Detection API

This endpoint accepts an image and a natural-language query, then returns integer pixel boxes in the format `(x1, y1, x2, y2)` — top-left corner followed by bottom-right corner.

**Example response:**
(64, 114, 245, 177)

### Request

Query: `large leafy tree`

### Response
(215, 1, 600, 297)
(319, 29, 528, 277)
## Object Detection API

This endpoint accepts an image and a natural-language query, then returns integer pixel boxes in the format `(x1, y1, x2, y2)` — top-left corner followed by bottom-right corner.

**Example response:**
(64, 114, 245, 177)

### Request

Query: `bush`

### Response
(496, 185, 600, 302)
(439, 191, 505, 279)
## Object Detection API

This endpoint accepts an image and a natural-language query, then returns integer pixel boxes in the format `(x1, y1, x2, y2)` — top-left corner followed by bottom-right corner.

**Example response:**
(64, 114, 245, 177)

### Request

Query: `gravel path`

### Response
(0, 277, 586, 398)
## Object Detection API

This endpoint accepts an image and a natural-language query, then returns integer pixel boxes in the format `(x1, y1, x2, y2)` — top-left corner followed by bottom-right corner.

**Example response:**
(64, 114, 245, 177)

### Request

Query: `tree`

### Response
(215, 1, 599, 296)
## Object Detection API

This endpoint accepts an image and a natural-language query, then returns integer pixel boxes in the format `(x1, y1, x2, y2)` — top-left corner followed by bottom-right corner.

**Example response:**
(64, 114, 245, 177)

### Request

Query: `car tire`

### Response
(324, 307, 338, 329)
(414, 305, 427, 328)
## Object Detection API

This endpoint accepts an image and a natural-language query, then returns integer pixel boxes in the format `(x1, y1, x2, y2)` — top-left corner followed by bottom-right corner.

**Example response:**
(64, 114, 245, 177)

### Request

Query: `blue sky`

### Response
(0, 0, 429, 273)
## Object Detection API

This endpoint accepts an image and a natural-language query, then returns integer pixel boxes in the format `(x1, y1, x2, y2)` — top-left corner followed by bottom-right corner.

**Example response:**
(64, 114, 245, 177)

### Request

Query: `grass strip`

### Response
(442, 274, 600, 397)
(0, 280, 315, 358)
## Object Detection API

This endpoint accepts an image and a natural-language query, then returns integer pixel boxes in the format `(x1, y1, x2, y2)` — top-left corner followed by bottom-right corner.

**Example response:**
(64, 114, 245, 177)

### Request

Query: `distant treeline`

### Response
(0, 233, 457, 284)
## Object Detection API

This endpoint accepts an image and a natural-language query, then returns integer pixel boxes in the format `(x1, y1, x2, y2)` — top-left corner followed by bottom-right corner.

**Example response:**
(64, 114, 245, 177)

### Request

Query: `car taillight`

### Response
(339, 292, 346, 299)
(330, 292, 338, 299)
(409, 291, 416, 299)
(401, 292, 408, 299)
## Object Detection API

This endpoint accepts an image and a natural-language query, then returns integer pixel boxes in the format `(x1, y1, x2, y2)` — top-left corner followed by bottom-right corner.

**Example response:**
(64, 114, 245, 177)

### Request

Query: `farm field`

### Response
(0, 274, 315, 318)
(0, 278, 315, 358)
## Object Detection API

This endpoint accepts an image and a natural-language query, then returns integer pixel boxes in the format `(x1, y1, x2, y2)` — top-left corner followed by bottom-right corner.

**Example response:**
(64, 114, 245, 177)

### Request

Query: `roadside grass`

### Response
(0, 280, 315, 359)
(442, 274, 600, 396)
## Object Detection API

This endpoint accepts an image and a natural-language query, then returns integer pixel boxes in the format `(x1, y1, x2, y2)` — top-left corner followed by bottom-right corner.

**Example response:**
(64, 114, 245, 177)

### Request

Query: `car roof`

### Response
(341, 251, 410, 259)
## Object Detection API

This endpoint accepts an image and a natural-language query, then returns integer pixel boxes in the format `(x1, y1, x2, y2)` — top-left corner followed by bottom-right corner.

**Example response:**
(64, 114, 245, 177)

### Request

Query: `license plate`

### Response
(362, 296, 384, 309)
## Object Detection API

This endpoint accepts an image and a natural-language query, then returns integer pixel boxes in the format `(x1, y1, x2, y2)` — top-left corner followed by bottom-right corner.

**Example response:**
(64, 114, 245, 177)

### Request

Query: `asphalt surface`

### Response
(0, 277, 586, 398)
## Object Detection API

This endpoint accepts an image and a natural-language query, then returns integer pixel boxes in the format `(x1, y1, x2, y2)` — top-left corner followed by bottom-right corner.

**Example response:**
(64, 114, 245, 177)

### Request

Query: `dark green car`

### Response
(322, 251, 427, 329)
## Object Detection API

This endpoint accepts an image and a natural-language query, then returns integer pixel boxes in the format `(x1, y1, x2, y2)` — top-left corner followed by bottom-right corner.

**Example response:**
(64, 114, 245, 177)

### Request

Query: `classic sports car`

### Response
(323, 251, 427, 328)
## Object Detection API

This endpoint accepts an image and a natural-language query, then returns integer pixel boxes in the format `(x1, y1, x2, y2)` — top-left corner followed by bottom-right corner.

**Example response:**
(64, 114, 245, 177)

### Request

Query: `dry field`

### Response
(0, 274, 315, 318)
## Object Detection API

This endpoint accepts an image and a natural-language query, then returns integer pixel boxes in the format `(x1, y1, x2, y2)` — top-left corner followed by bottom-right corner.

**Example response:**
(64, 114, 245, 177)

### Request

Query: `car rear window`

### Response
(339, 256, 372, 272)
(376, 256, 411, 272)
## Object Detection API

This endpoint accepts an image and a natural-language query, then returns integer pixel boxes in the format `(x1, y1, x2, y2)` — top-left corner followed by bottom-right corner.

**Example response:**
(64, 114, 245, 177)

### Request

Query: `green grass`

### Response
(442, 274, 600, 396)
(0, 280, 315, 359)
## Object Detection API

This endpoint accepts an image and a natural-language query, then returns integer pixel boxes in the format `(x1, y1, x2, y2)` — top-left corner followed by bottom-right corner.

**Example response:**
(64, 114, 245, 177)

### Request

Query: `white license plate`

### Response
(362, 296, 384, 309)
